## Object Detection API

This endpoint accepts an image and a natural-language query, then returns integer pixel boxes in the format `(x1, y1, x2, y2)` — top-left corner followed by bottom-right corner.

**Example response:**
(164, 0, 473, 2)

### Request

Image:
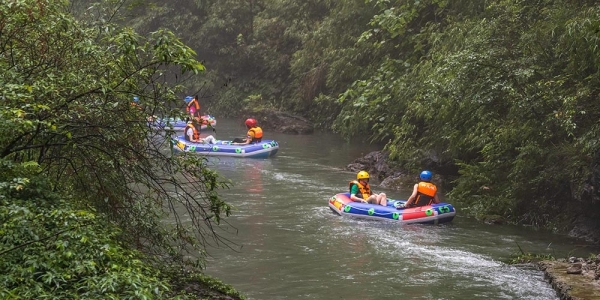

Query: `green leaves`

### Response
(1, 1, 238, 298)
(328, 0, 600, 226)
(0, 193, 170, 299)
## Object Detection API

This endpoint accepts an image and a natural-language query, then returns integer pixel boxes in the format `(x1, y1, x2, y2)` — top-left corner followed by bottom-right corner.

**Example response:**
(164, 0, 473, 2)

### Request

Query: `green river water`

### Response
(180, 118, 598, 300)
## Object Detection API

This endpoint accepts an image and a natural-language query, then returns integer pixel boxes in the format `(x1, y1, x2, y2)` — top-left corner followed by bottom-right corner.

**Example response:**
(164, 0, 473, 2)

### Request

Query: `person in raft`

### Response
(231, 118, 263, 145)
(184, 120, 216, 144)
(403, 170, 441, 208)
(131, 96, 141, 108)
(349, 171, 387, 206)
(185, 95, 201, 119)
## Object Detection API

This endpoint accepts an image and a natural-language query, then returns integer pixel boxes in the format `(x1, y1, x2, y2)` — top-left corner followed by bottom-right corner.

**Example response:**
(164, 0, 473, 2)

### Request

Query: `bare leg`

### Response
(366, 195, 377, 204)
(377, 193, 387, 206)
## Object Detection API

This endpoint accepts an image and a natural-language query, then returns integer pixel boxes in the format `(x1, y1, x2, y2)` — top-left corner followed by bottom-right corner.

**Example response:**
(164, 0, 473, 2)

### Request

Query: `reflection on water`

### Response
(178, 119, 599, 300)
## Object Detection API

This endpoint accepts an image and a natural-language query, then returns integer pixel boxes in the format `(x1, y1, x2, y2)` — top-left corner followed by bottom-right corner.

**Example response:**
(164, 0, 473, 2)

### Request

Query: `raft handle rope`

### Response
(342, 204, 447, 217)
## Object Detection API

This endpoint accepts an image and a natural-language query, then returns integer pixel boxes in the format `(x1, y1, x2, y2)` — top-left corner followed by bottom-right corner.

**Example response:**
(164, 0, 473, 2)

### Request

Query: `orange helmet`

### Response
(245, 118, 257, 128)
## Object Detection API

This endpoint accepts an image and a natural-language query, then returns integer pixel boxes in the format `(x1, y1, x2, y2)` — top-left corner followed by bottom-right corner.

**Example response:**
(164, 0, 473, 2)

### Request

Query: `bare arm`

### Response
(186, 128, 200, 143)
(349, 184, 367, 203)
(433, 193, 441, 204)
(404, 184, 419, 206)
(350, 193, 367, 203)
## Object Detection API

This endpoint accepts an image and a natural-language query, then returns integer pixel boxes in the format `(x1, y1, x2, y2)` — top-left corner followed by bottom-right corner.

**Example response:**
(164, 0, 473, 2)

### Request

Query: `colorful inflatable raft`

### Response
(328, 193, 456, 225)
(154, 115, 216, 131)
(172, 136, 279, 158)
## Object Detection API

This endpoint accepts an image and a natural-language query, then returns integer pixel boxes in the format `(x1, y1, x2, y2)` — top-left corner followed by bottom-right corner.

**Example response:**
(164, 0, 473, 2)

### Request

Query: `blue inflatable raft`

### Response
(328, 193, 456, 225)
(172, 136, 279, 158)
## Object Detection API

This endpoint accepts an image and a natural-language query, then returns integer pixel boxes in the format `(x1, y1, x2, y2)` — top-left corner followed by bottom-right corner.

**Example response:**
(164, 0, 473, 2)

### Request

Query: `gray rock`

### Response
(244, 109, 314, 134)
(345, 151, 405, 181)
(566, 265, 582, 274)
(567, 217, 600, 245)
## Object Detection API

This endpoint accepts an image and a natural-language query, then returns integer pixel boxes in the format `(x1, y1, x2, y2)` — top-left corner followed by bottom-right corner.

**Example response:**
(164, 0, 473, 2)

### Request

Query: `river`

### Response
(188, 118, 597, 300)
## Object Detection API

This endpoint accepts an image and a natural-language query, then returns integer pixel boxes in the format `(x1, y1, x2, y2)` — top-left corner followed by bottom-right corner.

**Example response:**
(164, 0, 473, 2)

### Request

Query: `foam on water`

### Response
(341, 222, 561, 299)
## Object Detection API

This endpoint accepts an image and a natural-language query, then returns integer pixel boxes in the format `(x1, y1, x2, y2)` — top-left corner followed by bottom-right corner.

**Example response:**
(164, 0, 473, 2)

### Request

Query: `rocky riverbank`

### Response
(539, 255, 600, 300)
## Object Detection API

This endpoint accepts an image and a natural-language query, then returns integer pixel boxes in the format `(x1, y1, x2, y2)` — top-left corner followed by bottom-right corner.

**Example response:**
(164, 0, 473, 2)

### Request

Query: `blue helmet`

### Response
(184, 96, 193, 103)
(133, 96, 139, 103)
(420, 170, 432, 181)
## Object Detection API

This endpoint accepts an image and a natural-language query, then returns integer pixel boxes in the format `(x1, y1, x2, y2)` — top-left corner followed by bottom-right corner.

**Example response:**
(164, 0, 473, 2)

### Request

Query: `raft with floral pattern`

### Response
(328, 193, 455, 224)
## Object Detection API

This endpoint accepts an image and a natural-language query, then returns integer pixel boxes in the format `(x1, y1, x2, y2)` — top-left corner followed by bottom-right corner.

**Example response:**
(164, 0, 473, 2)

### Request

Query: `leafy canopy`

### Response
(1, 0, 239, 298)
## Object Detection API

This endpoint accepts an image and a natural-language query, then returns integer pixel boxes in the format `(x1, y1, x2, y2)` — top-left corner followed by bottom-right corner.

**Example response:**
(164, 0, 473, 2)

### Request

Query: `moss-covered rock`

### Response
(481, 214, 505, 225)
(169, 272, 245, 300)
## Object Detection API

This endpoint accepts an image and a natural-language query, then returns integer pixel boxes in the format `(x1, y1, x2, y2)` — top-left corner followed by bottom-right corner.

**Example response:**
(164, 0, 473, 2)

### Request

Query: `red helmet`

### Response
(245, 118, 257, 128)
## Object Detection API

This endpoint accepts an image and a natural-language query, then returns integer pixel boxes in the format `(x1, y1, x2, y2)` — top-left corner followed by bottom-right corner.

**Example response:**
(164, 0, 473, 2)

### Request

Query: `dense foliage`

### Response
(1, 0, 242, 298)
(134, 0, 600, 230)
(1, 162, 169, 299)
(337, 0, 600, 229)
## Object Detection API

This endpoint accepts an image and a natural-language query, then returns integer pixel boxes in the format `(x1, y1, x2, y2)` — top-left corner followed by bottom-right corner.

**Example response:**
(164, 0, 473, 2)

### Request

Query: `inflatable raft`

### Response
(153, 115, 216, 131)
(172, 136, 279, 158)
(328, 193, 456, 225)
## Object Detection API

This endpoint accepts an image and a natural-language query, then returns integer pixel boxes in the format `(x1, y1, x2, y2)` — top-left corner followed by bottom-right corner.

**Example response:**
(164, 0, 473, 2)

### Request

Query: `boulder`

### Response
(567, 263, 583, 275)
(345, 151, 400, 180)
(482, 215, 505, 225)
(244, 109, 314, 134)
(345, 151, 417, 192)
(568, 217, 600, 245)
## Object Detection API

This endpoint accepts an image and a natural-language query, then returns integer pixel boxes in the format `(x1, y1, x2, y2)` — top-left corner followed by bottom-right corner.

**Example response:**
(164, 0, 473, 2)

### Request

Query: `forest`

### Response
(2, 0, 600, 298)
(136, 0, 600, 232)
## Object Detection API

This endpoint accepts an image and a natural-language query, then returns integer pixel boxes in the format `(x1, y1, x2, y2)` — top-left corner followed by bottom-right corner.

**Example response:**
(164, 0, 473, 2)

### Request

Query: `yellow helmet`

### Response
(357, 171, 370, 180)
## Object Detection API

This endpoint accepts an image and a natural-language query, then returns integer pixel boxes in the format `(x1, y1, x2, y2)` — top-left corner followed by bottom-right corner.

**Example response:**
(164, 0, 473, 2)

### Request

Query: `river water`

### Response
(188, 118, 597, 300)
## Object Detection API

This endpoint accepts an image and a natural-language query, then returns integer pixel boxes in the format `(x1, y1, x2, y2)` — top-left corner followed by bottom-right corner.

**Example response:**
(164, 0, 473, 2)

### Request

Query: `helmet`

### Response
(420, 170, 432, 181)
(133, 96, 139, 103)
(184, 96, 193, 103)
(245, 118, 257, 128)
(357, 171, 370, 180)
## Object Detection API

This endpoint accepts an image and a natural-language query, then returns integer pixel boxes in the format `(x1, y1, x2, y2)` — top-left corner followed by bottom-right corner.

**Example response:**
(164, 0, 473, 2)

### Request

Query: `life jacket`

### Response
(349, 180, 372, 199)
(248, 127, 263, 143)
(414, 181, 437, 207)
(186, 99, 200, 114)
(184, 123, 199, 142)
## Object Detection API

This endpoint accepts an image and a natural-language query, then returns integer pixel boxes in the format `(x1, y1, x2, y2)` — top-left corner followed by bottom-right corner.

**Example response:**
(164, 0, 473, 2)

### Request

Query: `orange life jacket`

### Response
(248, 127, 263, 143)
(414, 181, 437, 207)
(185, 123, 199, 142)
(186, 99, 200, 113)
(349, 180, 372, 199)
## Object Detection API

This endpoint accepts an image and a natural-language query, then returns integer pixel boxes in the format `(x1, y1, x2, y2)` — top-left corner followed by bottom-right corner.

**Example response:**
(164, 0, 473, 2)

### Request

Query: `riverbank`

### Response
(170, 272, 245, 300)
(539, 256, 600, 300)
